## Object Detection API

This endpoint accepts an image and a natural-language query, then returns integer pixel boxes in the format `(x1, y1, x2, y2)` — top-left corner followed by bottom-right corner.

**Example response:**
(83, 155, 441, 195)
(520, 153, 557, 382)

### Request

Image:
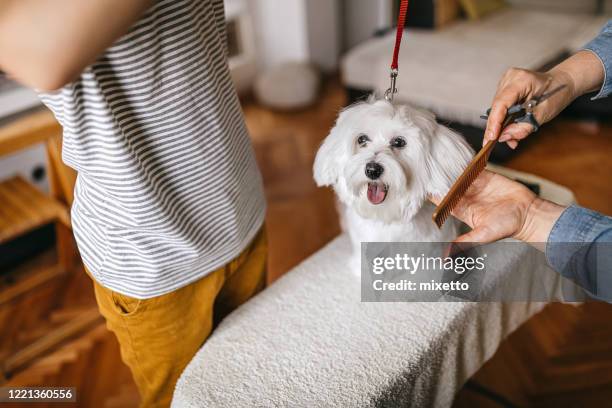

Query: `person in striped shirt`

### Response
(0, 1, 267, 406)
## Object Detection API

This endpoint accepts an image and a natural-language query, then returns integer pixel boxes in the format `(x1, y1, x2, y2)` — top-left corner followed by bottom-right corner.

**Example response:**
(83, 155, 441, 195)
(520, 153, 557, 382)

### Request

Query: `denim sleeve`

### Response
(546, 205, 612, 302)
(582, 19, 612, 100)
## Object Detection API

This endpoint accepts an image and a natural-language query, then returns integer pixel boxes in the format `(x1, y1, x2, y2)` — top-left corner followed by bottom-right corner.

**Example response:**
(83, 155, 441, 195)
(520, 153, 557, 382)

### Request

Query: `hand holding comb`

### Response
(431, 84, 566, 228)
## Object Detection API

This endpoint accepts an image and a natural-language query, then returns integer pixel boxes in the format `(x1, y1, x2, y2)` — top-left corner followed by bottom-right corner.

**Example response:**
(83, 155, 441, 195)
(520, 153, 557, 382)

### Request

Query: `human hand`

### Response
(483, 68, 575, 149)
(430, 170, 565, 245)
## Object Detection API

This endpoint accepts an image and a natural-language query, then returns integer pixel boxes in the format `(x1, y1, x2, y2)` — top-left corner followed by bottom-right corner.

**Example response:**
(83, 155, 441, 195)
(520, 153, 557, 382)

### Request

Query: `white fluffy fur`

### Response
(313, 98, 474, 267)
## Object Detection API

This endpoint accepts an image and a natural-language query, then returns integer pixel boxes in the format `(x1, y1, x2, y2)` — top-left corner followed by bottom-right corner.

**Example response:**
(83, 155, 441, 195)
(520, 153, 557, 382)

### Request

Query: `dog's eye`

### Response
(391, 136, 406, 149)
(357, 134, 370, 147)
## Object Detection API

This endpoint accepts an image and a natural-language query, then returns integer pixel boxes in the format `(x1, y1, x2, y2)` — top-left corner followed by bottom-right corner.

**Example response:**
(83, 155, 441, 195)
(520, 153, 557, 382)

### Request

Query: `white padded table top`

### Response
(172, 237, 545, 407)
(341, 8, 606, 127)
(172, 169, 577, 407)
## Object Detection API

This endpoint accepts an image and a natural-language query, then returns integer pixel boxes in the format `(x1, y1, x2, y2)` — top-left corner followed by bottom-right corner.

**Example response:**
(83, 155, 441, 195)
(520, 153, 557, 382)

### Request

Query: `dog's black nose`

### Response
(365, 162, 384, 180)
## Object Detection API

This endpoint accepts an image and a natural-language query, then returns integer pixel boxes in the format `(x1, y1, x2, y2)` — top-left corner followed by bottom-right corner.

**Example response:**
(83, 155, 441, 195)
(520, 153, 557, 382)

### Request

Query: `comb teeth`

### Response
(432, 139, 495, 228)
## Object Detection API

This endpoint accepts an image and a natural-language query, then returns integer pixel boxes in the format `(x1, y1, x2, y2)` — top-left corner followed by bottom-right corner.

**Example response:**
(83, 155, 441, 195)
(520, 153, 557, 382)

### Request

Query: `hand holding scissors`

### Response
(482, 68, 575, 149)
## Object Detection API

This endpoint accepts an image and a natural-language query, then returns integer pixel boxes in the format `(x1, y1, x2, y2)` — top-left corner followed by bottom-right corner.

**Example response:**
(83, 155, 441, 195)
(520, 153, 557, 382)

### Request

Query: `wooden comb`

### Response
(432, 114, 515, 228)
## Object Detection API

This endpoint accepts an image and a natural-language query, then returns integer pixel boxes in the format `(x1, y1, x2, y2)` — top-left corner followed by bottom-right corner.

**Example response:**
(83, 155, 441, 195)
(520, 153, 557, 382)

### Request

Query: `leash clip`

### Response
(384, 69, 398, 101)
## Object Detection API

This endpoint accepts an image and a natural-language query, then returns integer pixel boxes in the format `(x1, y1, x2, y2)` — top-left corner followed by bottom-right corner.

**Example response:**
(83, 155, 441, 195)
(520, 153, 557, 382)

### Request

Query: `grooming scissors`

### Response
(480, 84, 567, 132)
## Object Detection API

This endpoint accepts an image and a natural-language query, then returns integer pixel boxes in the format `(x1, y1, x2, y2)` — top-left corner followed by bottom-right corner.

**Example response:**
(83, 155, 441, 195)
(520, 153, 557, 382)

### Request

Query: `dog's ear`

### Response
(313, 125, 344, 186)
(425, 123, 474, 198)
(397, 105, 473, 198)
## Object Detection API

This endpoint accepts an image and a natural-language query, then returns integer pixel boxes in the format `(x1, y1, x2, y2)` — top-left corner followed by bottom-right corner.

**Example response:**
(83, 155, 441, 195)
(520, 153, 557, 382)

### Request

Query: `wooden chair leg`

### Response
(46, 133, 78, 272)
(55, 222, 76, 273)
(46, 136, 76, 208)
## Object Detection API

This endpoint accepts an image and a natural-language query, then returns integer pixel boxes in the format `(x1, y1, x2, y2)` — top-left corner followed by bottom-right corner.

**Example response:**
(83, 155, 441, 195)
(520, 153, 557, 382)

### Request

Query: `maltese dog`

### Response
(313, 98, 474, 269)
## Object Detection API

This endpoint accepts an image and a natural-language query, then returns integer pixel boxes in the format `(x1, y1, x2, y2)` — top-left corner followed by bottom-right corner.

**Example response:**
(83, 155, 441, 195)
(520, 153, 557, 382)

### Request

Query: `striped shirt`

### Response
(38, 0, 266, 299)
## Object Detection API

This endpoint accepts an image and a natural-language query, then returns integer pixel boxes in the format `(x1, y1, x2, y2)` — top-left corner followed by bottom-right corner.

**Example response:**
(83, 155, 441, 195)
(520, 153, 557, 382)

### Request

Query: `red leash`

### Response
(385, 0, 409, 101)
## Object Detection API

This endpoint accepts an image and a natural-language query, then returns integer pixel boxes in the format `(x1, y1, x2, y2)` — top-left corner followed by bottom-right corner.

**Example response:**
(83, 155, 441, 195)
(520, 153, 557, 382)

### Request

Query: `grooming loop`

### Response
(384, 69, 399, 101)
(385, 0, 409, 102)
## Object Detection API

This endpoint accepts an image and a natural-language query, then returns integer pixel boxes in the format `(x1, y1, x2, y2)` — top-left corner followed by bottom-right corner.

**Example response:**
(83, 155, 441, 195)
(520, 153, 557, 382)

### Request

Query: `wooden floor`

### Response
(246, 81, 344, 282)
(246, 77, 612, 407)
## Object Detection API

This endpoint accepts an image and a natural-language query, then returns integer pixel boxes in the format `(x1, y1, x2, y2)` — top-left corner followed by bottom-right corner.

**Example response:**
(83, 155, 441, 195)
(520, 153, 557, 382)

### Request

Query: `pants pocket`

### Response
(92, 280, 153, 318)
(111, 291, 145, 316)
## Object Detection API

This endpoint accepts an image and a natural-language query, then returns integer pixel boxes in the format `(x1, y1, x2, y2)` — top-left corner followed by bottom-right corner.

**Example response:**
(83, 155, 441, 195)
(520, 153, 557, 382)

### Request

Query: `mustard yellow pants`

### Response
(91, 228, 267, 408)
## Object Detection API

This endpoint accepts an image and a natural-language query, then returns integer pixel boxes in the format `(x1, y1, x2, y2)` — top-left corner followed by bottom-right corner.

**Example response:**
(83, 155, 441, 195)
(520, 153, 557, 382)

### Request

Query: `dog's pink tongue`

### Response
(367, 182, 386, 205)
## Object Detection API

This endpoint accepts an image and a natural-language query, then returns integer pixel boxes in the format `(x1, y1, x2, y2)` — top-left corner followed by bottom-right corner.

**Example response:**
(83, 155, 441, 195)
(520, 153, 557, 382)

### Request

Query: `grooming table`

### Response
(172, 168, 576, 407)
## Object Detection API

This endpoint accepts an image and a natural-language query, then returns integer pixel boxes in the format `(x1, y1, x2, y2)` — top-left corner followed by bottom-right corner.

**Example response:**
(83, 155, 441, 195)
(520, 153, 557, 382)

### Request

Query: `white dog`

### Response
(313, 98, 474, 266)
